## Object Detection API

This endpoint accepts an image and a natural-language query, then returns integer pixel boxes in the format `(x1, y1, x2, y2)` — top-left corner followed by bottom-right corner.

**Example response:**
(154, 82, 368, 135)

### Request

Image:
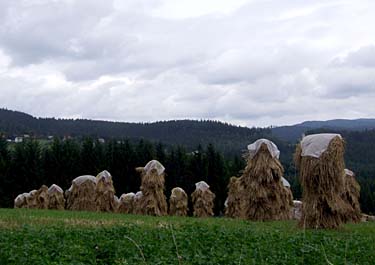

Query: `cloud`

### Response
(1, 0, 375, 127)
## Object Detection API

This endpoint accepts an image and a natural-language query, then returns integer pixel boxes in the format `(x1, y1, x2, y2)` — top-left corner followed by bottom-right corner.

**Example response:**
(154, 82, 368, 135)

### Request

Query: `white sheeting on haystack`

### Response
(135, 191, 143, 199)
(48, 184, 63, 194)
(281, 177, 291, 188)
(345, 169, 354, 177)
(247, 139, 280, 159)
(301, 133, 342, 158)
(96, 170, 112, 182)
(72, 175, 97, 186)
(195, 181, 210, 191)
(144, 160, 165, 176)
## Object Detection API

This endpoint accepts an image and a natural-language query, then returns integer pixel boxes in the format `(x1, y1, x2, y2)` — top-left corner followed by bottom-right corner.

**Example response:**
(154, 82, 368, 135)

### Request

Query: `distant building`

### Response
(15, 137, 23, 143)
(98, 138, 105, 144)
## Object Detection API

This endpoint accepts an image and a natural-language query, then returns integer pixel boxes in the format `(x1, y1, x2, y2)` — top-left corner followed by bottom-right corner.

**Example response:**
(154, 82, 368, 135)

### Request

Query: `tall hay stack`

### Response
(35, 185, 49, 209)
(230, 139, 292, 221)
(281, 177, 294, 220)
(65, 175, 97, 211)
(26, 190, 38, 209)
(342, 169, 362, 222)
(95, 170, 117, 212)
(47, 184, 65, 210)
(225, 177, 243, 218)
(118, 193, 136, 214)
(137, 160, 168, 216)
(169, 187, 188, 216)
(191, 181, 215, 217)
(295, 133, 352, 229)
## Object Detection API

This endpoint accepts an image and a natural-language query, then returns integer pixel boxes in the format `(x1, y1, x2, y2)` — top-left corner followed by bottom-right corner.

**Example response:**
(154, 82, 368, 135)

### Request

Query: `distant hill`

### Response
(0, 108, 271, 155)
(272, 119, 375, 142)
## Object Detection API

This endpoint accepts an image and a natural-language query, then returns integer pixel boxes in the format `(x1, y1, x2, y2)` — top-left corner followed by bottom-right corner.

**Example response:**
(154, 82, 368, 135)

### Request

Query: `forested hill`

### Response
(0, 108, 271, 155)
(272, 118, 375, 142)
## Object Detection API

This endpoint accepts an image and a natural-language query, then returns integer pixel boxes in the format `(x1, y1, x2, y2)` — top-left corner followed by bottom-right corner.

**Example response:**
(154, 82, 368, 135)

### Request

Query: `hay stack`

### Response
(232, 139, 292, 221)
(191, 181, 215, 217)
(113, 195, 120, 213)
(65, 175, 97, 211)
(47, 184, 65, 210)
(25, 190, 38, 209)
(292, 200, 303, 220)
(35, 185, 49, 209)
(342, 169, 362, 223)
(281, 177, 294, 220)
(14, 193, 29, 208)
(225, 176, 244, 218)
(133, 191, 143, 215)
(95, 170, 117, 212)
(169, 187, 188, 216)
(295, 133, 352, 229)
(137, 160, 168, 216)
(118, 193, 135, 214)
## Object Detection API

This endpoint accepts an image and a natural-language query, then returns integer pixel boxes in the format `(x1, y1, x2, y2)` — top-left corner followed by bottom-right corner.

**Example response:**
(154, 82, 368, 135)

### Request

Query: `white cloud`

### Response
(1, 0, 375, 127)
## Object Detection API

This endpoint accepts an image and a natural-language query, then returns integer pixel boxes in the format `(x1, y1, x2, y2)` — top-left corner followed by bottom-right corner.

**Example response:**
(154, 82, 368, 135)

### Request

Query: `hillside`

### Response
(272, 118, 375, 142)
(0, 108, 270, 155)
(1, 209, 375, 264)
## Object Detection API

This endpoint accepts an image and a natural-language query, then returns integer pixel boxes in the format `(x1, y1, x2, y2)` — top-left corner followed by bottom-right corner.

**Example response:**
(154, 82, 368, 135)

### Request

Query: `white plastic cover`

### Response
(114, 195, 119, 203)
(15, 193, 26, 204)
(48, 184, 63, 194)
(301, 133, 342, 158)
(281, 177, 291, 188)
(96, 170, 112, 183)
(195, 181, 210, 191)
(247, 139, 280, 159)
(345, 169, 354, 177)
(135, 191, 143, 199)
(144, 160, 165, 176)
(72, 175, 97, 186)
(224, 198, 228, 208)
(120, 192, 135, 201)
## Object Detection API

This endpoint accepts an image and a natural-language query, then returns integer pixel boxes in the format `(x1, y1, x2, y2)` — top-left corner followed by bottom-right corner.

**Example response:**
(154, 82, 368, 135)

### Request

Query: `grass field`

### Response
(0, 209, 375, 264)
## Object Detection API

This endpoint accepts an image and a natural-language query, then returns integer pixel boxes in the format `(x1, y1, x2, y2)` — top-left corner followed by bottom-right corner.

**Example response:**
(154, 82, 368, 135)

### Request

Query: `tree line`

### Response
(0, 135, 374, 215)
(0, 137, 246, 214)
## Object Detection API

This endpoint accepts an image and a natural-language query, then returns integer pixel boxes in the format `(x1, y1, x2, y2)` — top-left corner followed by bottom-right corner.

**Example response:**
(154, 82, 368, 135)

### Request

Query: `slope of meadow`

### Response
(0, 209, 374, 264)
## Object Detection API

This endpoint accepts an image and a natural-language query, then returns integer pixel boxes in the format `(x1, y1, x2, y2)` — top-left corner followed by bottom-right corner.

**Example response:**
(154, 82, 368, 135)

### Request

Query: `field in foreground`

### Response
(0, 209, 375, 265)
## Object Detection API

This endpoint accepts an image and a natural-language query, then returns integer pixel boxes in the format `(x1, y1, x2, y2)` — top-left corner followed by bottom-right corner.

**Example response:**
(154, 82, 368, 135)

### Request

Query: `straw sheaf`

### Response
(118, 194, 135, 214)
(169, 188, 188, 216)
(342, 171, 362, 223)
(191, 188, 215, 218)
(233, 143, 292, 221)
(36, 185, 49, 209)
(25, 190, 38, 209)
(48, 186, 65, 210)
(225, 176, 245, 218)
(66, 179, 96, 211)
(95, 175, 117, 212)
(138, 168, 168, 216)
(297, 136, 351, 228)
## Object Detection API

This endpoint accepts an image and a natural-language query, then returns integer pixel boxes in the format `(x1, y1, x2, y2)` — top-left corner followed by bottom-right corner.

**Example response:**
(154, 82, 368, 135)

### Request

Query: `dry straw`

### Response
(342, 169, 362, 223)
(14, 192, 29, 208)
(47, 184, 65, 210)
(133, 191, 144, 215)
(26, 190, 38, 209)
(65, 175, 97, 211)
(118, 193, 135, 214)
(295, 134, 353, 229)
(95, 170, 117, 212)
(191, 181, 215, 217)
(169, 187, 188, 217)
(137, 160, 168, 216)
(227, 139, 292, 221)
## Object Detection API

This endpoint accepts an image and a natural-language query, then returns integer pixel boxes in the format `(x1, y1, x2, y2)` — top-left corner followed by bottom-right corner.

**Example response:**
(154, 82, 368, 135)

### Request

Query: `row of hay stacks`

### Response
(225, 139, 293, 221)
(14, 184, 65, 210)
(294, 133, 362, 229)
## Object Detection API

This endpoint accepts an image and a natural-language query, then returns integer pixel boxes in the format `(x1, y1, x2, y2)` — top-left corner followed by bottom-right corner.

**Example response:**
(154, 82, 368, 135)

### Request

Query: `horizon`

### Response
(2, 107, 375, 129)
(1, 1, 375, 127)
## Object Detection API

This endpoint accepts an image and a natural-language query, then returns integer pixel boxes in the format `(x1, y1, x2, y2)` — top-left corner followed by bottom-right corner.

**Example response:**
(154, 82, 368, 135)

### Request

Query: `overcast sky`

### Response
(1, 0, 375, 127)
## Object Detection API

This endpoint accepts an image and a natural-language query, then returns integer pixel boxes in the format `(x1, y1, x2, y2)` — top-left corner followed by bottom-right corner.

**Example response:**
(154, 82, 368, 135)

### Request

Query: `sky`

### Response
(1, 0, 375, 127)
